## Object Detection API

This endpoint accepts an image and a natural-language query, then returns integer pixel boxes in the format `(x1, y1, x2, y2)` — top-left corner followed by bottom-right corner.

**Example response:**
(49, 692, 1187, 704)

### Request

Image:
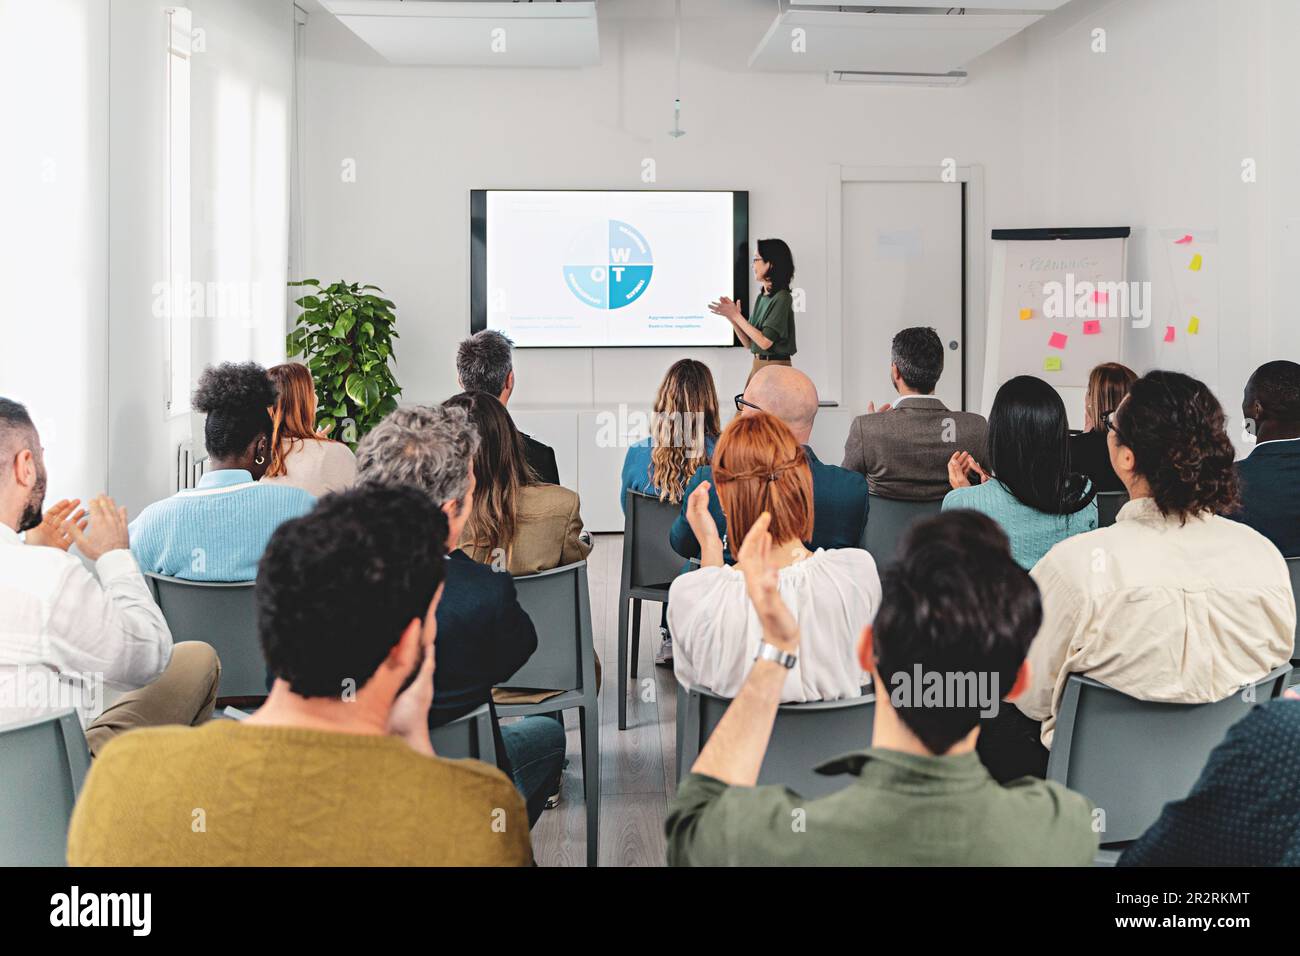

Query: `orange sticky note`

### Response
(1188, 316, 1200, 334)
(1189, 254, 1203, 271)
(1082, 320, 1101, 335)
(1043, 356, 1062, 372)
(1048, 331, 1068, 349)
(1019, 308, 1033, 321)
(1174, 234, 1194, 244)
(1163, 325, 1176, 342)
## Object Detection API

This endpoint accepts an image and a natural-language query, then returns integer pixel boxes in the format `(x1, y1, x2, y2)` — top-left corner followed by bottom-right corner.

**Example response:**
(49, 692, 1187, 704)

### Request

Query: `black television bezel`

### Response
(469, 188, 749, 348)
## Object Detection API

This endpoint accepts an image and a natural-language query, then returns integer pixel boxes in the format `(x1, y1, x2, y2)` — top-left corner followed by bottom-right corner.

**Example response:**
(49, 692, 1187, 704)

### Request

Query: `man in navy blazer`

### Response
(670, 366, 869, 562)
(1232, 360, 1300, 557)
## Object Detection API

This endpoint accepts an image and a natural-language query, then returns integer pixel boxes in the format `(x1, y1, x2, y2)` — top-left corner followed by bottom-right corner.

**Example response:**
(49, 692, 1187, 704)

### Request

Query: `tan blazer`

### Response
(842, 396, 988, 501)
(462, 484, 592, 577)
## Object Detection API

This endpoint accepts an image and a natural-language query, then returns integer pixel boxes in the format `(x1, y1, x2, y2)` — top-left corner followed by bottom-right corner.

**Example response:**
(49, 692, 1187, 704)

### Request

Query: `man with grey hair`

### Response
(456, 330, 561, 485)
(356, 404, 565, 826)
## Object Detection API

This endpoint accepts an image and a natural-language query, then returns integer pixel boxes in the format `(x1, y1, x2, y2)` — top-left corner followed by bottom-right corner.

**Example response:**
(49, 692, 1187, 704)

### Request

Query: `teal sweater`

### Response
(130, 469, 315, 582)
(942, 479, 1097, 570)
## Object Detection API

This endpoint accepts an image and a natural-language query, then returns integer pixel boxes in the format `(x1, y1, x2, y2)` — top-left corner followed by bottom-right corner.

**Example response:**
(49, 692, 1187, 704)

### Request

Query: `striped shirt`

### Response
(129, 470, 315, 582)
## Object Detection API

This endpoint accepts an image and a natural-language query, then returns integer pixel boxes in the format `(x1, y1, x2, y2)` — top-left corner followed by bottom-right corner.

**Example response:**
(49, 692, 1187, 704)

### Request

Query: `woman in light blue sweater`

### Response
(131, 362, 315, 582)
(942, 375, 1097, 570)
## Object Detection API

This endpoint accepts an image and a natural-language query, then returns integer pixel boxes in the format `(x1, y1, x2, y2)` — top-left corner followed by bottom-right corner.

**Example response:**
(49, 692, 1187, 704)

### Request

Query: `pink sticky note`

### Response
(1174, 234, 1194, 244)
(1048, 331, 1068, 350)
(1082, 320, 1101, 335)
(1163, 325, 1176, 343)
(1092, 290, 1108, 304)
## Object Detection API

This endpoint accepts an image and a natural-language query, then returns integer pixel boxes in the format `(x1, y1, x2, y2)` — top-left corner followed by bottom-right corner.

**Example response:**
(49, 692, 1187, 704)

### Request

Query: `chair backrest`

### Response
(146, 573, 262, 698)
(1095, 491, 1129, 528)
(0, 709, 90, 866)
(860, 495, 943, 566)
(429, 703, 497, 767)
(677, 684, 875, 799)
(622, 490, 687, 592)
(1046, 664, 1292, 845)
(1289, 558, 1300, 663)
(506, 561, 594, 693)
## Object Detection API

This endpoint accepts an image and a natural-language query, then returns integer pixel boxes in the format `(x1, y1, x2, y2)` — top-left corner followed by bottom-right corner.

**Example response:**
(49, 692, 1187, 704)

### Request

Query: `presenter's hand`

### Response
(708, 297, 742, 322)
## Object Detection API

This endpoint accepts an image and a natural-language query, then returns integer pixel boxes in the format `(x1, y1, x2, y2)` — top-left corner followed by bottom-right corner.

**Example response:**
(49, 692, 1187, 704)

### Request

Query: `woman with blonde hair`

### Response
(444, 390, 591, 576)
(666, 411, 880, 702)
(1068, 361, 1137, 493)
(260, 362, 357, 497)
(620, 359, 722, 510)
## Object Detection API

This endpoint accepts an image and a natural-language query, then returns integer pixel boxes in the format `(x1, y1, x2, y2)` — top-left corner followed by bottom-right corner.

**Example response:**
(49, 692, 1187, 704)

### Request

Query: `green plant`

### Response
(285, 279, 402, 447)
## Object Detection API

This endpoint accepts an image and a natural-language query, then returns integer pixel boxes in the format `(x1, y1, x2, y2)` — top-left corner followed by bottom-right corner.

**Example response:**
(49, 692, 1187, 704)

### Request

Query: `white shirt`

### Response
(0, 525, 173, 728)
(667, 548, 881, 703)
(1020, 496, 1296, 746)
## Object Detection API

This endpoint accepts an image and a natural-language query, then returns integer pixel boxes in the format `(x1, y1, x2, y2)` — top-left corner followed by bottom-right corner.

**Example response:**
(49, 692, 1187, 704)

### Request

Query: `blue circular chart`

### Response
(563, 219, 654, 310)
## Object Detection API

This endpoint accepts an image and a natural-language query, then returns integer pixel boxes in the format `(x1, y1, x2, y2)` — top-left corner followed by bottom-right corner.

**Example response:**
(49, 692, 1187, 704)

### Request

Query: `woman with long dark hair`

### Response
(261, 362, 356, 497)
(444, 390, 591, 576)
(942, 375, 1097, 569)
(708, 238, 797, 384)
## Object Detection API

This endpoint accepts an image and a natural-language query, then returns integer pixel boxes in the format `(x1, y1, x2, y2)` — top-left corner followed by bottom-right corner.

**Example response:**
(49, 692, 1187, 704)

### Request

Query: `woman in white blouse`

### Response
(667, 411, 881, 703)
(260, 362, 357, 498)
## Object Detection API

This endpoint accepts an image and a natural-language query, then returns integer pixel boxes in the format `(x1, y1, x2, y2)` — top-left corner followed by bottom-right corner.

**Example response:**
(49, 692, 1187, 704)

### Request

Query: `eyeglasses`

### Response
(734, 394, 762, 413)
(1103, 411, 1122, 439)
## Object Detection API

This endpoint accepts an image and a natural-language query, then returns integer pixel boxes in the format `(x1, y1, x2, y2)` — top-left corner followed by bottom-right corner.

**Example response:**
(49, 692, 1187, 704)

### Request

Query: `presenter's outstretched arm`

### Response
(708, 297, 773, 352)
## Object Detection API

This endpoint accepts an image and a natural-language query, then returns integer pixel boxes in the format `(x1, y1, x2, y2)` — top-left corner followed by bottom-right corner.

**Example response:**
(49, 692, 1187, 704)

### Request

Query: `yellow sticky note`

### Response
(1019, 308, 1033, 321)
(1189, 253, 1203, 271)
(1043, 356, 1062, 372)
(1188, 316, 1200, 334)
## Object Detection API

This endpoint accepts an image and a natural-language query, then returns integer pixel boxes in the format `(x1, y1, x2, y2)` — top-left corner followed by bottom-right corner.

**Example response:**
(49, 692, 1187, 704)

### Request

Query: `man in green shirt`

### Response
(666, 509, 1097, 867)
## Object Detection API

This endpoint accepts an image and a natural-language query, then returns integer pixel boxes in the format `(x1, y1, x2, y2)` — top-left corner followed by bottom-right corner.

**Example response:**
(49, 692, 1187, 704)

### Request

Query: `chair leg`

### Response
(630, 598, 642, 681)
(579, 703, 599, 867)
(617, 593, 630, 731)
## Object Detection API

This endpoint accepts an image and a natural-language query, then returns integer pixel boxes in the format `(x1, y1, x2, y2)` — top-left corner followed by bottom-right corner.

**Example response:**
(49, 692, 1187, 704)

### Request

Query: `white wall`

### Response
(0, 0, 109, 504)
(108, 0, 296, 515)
(298, 2, 1030, 420)
(1014, 0, 1300, 451)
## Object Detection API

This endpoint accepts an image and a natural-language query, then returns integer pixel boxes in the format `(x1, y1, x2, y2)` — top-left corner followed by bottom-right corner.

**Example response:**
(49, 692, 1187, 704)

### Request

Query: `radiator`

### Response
(175, 441, 208, 491)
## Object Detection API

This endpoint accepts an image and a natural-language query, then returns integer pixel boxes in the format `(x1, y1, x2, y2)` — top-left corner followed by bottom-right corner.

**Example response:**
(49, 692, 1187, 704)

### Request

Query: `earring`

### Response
(254, 455, 265, 465)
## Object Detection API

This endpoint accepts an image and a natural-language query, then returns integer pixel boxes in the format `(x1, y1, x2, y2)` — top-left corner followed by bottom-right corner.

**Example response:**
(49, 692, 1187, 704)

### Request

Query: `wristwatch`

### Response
(754, 641, 798, 669)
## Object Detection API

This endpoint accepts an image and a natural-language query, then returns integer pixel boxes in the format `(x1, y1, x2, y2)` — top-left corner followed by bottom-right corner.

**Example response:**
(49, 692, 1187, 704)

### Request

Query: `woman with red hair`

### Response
(261, 363, 357, 497)
(666, 411, 880, 702)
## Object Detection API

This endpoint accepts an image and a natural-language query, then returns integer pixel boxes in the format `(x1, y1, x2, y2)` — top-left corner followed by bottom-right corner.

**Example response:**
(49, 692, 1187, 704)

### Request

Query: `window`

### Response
(164, 6, 192, 416)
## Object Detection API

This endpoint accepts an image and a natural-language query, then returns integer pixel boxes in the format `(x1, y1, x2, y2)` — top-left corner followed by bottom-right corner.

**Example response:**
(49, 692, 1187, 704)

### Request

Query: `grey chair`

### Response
(1095, 491, 1129, 528)
(860, 494, 943, 567)
(1046, 664, 1291, 857)
(497, 561, 599, 867)
(146, 573, 261, 702)
(618, 490, 687, 730)
(0, 709, 91, 866)
(429, 703, 497, 767)
(676, 684, 876, 799)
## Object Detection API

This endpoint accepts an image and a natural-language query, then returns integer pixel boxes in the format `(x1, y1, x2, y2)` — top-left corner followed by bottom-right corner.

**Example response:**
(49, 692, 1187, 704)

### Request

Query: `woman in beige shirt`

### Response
(443, 390, 591, 576)
(261, 362, 357, 498)
(982, 370, 1295, 781)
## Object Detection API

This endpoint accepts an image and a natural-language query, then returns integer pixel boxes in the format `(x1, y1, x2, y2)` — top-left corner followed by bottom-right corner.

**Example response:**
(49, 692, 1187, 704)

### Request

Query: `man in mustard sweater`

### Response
(68, 484, 533, 866)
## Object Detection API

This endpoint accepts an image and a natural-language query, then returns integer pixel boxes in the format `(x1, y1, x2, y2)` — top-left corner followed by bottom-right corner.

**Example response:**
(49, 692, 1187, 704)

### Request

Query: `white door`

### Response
(841, 181, 964, 413)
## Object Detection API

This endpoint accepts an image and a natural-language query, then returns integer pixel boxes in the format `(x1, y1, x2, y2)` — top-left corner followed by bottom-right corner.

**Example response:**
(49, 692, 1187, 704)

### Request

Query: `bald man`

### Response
(669, 366, 869, 564)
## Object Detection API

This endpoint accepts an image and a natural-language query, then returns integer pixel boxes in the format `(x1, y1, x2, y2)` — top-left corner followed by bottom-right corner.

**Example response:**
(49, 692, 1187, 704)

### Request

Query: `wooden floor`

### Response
(529, 533, 679, 867)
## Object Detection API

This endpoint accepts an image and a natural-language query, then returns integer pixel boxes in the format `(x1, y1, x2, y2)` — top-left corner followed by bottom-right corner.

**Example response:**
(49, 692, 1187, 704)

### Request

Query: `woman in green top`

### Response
(709, 238, 797, 384)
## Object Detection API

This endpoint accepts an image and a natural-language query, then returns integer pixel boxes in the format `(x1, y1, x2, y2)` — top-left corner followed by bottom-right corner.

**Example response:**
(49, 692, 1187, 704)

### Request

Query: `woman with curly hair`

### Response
(130, 362, 316, 581)
(980, 370, 1296, 783)
(619, 359, 722, 510)
(260, 362, 356, 497)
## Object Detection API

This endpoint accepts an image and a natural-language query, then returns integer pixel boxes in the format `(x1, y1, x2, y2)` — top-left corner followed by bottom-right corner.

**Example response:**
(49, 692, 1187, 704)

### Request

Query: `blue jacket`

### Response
(619, 435, 718, 513)
(669, 446, 869, 562)
(1232, 438, 1300, 557)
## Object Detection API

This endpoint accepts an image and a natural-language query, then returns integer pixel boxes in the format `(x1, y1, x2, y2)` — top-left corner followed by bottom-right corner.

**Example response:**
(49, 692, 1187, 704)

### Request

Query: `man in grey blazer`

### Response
(842, 327, 988, 501)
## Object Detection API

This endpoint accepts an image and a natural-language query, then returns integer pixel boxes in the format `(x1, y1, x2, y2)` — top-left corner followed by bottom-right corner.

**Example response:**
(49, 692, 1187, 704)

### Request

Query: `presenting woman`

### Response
(709, 238, 797, 384)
